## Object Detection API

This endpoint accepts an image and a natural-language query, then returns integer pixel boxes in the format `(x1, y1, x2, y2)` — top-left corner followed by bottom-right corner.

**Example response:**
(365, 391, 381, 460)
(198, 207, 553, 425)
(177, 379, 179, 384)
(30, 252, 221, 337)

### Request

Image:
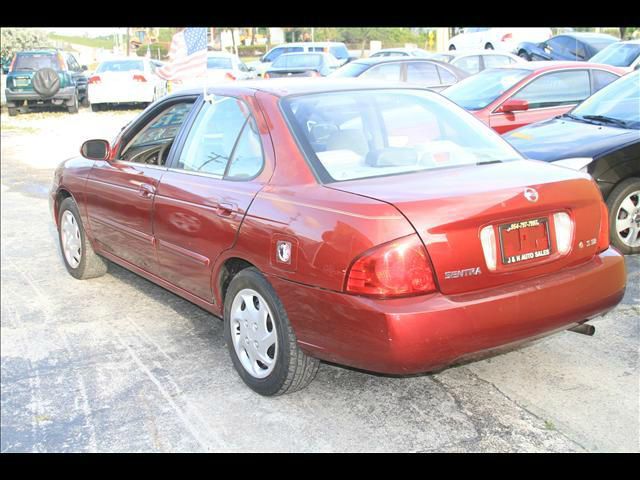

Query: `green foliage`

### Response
(1, 28, 52, 63)
(236, 44, 267, 57)
(136, 43, 170, 59)
(313, 27, 431, 49)
(48, 33, 115, 49)
(158, 28, 177, 42)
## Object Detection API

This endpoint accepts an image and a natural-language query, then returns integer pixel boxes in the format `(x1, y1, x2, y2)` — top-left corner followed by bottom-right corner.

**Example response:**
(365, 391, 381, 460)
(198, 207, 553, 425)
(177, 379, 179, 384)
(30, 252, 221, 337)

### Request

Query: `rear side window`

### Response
(453, 55, 481, 74)
(176, 96, 263, 179)
(14, 53, 58, 71)
(591, 70, 619, 92)
(512, 70, 591, 109)
(406, 62, 440, 85)
(360, 63, 402, 81)
(483, 55, 512, 69)
(97, 60, 145, 73)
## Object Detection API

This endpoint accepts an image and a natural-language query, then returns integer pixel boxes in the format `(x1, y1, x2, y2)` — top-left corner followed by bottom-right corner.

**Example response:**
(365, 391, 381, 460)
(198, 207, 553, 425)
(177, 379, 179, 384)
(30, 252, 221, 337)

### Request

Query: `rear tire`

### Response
(606, 178, 640, 255)
(80, 96, 90, 108)
(8, 107, 17, 116)
(58, 197, 108, 279)
(224, 267, 320, 396)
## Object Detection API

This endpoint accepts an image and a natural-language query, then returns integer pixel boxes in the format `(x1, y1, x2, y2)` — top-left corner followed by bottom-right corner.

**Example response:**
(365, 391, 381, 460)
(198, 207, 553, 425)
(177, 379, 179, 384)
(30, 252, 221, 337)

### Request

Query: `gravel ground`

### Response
(1, 106, 638, 453)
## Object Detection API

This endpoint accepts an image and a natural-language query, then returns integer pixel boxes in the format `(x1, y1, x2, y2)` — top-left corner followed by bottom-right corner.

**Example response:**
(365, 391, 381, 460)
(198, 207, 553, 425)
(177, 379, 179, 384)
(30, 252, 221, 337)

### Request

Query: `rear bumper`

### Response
(88, 83, 154, 104)
(268, 248, 626, 374)
(5, 86, 76, 103)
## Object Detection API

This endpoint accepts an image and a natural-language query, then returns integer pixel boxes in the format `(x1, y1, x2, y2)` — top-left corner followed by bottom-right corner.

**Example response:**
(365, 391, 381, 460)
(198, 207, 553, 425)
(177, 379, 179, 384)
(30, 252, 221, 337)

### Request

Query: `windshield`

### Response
(570, 72, 640, 129)
(591, 43, 640, 67)
(585, 37, 618, 52)
(207, 57, 233, 69)
(14, 53, 58, 71)
(97, 60, 145, 73)
(330, 62, 370, 77)
(282, 89, 522, 183)
(273, 54, 323, 68)
(442, 68, 530, 110)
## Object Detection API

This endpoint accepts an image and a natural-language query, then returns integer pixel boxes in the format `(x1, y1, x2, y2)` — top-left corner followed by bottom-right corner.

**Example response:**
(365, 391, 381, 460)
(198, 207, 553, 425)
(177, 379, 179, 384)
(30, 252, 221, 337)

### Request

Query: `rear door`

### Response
(489, 69, 592, 134)
(85, 96, 197, 273)
(152, 93, 271, 301)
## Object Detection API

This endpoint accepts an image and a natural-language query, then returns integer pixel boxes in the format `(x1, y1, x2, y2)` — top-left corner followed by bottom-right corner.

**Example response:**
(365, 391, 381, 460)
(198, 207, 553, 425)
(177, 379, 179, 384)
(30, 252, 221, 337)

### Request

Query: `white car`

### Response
(427, 50, 525, 74)
(205, 51, 257, 82)
(589, 40, 640, 73)
(448, 28, 552, 53)
(88, 57, 167, 111)
(248, 42, 351, 77)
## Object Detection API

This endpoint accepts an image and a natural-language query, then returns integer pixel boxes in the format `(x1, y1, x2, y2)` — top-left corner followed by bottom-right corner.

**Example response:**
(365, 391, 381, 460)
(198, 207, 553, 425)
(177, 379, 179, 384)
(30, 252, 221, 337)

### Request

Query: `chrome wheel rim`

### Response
(61, 210, 82, 268)
(230, 288, 278, 379)
(616, 190, 640, 248)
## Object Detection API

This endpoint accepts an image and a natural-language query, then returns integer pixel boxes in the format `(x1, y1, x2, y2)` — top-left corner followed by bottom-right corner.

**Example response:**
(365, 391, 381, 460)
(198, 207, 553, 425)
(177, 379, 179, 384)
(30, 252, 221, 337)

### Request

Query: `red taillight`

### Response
(501, 33, 513, 42)
(263, 72, 270, 79)
(57, 53, 66, 70)
(345, 234, 437, 298)
(225, 72, 236, 81)
(598, 201, 610, 252)
(133, 74, 147, 82)
(310, 70, 321, 77)
(88, 75, 101, 84)
(8, 55, 16, 73)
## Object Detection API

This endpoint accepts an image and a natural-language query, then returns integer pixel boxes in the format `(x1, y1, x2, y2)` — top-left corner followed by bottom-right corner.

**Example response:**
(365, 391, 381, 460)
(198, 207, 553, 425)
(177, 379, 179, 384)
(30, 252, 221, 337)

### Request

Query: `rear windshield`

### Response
(330, 62, 370, 77)
(584, 37, 618, 52)
(14, 53, 58, 71)
(97, 60, 145, 73)
(273, 54, 323, 68)
(207, 57, 233, 69)
(282, 89, 522, 183)
(591, 43, 640, 67)
(442, 68, 530, 110)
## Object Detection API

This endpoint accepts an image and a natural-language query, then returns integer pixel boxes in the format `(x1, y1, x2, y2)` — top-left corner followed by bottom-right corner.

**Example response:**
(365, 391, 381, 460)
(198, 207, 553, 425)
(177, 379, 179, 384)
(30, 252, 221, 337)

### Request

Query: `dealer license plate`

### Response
(499, 217, 551, 265)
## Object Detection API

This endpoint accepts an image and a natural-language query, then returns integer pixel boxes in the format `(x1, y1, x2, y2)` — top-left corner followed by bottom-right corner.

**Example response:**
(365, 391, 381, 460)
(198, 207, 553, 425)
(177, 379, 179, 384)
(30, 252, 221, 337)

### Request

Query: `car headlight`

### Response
(552, 157, 593, 172)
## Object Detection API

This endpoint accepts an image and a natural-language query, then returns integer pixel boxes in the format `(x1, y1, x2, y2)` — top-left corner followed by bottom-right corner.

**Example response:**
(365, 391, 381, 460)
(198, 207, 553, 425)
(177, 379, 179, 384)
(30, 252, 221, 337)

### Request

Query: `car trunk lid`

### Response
(328, 160, 604, 294)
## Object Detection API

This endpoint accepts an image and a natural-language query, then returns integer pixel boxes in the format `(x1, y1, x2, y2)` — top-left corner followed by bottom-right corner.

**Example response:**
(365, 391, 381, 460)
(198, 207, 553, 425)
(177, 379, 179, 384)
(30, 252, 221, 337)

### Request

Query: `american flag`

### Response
(156, 27, 208, 82)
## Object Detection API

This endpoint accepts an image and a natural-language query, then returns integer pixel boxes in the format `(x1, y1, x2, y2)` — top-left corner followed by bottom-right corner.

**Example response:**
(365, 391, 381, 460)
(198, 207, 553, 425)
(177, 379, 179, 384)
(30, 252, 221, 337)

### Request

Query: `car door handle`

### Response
(216, 202, 237, 217)
(138, 183, 156, 198)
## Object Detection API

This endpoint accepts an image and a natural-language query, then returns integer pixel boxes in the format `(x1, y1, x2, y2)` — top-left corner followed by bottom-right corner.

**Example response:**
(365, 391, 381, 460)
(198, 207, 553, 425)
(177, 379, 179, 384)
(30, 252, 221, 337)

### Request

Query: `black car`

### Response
(504, 72, 640, 254)
(329, 57, 468, 92)
(517, 33, 618, 62)
(264, 52, 342, 79)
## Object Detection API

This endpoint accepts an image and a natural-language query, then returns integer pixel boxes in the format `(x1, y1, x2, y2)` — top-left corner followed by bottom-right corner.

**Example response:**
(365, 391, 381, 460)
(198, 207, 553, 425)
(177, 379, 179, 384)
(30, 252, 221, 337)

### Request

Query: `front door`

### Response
(490, 69, 592, 134)
(153, 94, 268, 301)
(85, 98, 196, 273)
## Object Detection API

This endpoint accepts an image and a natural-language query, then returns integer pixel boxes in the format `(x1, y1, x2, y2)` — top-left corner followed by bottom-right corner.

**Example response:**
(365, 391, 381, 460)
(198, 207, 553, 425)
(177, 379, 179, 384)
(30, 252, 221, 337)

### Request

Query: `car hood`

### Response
(504, 117, 640, 161)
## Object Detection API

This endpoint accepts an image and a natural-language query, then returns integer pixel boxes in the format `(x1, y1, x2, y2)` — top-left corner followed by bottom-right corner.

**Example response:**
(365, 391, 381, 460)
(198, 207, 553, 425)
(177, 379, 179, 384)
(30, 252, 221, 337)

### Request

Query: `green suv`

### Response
(5, 49, 89, 116)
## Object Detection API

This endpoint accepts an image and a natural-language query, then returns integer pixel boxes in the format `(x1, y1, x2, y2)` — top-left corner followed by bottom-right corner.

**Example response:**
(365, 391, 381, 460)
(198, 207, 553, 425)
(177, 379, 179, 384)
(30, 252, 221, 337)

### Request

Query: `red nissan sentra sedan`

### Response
(442, 61, 625, 134)
(50, 79, 627, 396)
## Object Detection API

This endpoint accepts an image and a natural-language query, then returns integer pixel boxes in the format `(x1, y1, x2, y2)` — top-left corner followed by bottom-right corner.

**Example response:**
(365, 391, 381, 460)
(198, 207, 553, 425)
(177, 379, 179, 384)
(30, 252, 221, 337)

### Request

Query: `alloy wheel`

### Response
(230, 288, 278, 379)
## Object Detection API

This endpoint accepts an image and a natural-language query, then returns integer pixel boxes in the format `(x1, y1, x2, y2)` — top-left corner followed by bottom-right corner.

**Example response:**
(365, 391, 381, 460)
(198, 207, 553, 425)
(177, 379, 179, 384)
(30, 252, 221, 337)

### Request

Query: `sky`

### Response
(37, 28, 128, 37)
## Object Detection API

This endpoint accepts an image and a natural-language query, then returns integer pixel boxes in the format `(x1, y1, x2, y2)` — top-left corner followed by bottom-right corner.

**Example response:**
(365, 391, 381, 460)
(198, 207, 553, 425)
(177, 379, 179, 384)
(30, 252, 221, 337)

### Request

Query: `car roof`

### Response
(487, 60, 623, 72)
(275, 41, 346, 48)
(374, 47, 426, 53)
(562, 32, 618, 40)
(446, 49, 519, 57)
(166, 78, 431, 99)
(98, 57, 146, 62)
(352, 56, 453, 66)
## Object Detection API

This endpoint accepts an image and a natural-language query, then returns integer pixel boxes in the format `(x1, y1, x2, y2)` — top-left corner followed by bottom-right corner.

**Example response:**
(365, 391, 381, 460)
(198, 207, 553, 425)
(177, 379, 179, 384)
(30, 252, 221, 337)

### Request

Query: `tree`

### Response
(1, 28, 51, 63)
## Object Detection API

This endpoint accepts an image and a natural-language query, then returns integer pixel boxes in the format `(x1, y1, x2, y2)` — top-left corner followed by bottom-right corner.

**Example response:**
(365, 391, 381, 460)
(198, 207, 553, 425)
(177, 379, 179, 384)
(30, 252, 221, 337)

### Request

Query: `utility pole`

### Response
(311, 27, 315, 42)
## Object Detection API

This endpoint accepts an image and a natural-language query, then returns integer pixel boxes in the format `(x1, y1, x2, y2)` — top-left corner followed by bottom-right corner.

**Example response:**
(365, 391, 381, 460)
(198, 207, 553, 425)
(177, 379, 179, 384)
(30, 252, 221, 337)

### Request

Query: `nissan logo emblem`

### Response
(524, 187, 539, 203)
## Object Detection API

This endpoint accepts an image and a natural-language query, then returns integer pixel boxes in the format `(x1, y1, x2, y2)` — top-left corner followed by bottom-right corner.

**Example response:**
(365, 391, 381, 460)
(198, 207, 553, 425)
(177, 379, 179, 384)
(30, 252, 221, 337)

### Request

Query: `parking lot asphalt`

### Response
(1, 107, 638, 453)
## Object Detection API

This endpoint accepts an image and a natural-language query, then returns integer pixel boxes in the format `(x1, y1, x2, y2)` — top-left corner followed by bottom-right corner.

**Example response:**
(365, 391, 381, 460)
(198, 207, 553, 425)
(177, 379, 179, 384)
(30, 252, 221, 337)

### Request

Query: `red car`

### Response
(50, 80, 626, 396)
(443, 61, 625, 134)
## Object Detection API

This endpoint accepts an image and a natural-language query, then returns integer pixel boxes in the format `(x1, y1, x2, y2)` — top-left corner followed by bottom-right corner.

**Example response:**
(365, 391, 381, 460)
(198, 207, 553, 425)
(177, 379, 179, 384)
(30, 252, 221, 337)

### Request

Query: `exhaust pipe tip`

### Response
(568, 323, 595, 336)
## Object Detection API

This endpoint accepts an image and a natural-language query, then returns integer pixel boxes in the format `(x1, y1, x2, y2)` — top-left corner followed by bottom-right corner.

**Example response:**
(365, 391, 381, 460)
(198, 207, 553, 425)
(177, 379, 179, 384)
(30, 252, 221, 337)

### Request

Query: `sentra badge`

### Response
(445, 267, 482, 279)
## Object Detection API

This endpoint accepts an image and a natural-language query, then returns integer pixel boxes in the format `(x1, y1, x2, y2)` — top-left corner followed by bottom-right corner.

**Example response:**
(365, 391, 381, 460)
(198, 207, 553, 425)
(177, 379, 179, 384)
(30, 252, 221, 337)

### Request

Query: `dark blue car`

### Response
(517, 33, 618, 62)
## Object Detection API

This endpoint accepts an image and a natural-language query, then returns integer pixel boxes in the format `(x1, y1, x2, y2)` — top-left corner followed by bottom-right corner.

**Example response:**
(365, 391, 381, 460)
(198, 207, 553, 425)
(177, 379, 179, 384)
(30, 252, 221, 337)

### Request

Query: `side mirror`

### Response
(248, 65, 256, 72)
(81, 139, 110, 160)
(498, 98, 529, 113)
(634, 63, 640, 70)
(81, 65, 88, 71)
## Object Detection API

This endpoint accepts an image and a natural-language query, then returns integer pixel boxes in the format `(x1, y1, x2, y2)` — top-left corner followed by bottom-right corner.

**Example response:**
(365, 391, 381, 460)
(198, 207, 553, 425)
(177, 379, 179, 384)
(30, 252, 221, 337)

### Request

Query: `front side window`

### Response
(405, 62, 440, 85)
(360, 63, 402, 81)
(177, 96, 263, 178)
(592, 69, 620, 92)
(264, 48, 284, 62)
(512, 70, 590, 109)
(282, 89, 522, 183)
(120, 100, 195, 165)
(443, 68, 530, 110)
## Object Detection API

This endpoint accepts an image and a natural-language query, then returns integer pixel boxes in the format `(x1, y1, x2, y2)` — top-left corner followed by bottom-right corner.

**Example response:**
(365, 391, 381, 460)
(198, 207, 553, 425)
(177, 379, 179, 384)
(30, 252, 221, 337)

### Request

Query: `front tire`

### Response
(58, 197, 108, 279)
(606, 178, 640, 255)
(224, 268, 319, 396)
